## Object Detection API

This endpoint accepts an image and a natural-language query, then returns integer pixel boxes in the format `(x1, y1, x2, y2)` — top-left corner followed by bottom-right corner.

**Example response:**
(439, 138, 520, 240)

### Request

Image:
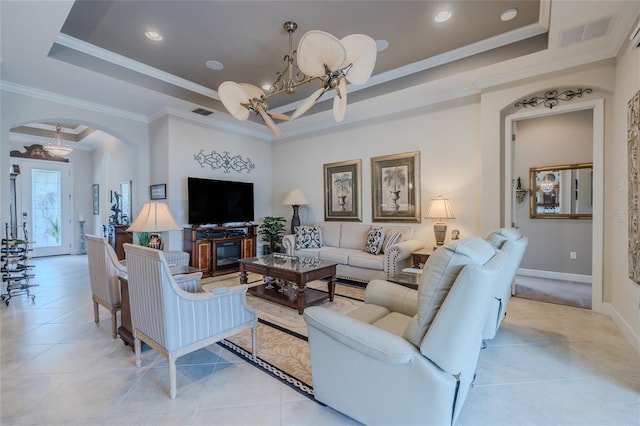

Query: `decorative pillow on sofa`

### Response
(382, 231, 402, 253)
(295, 226, 322, 249)
(364, 228, 385, 255)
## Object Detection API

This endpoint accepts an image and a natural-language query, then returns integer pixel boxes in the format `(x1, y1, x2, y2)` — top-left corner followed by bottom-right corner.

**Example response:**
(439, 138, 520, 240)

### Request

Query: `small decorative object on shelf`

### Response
(1, 222, 37, 305)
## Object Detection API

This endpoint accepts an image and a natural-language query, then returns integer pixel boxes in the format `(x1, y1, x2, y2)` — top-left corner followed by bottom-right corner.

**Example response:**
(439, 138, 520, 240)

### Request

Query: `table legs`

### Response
(328, 276, 336, 302)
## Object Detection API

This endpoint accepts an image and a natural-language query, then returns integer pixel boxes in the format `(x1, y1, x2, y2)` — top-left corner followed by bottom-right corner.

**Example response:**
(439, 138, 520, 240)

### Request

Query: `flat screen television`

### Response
(188, 177, 254, 226)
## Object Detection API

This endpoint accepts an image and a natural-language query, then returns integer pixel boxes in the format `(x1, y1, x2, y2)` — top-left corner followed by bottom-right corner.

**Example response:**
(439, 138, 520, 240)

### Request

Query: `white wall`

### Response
(160, 115, 273, 251)
(272, 96, 482, 247)
(1, 89, 148, 251)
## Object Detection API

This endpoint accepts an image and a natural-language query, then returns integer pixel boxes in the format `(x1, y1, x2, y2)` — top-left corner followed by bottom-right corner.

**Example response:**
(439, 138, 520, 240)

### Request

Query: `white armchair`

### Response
(303, 238, 509, 425)
(483, 227, 529, 340)
(86, 234, 126, 338)
(123, 243, 258, 399)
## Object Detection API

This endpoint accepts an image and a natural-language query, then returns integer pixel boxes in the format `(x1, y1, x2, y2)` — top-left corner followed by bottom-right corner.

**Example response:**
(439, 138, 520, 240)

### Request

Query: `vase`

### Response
(338, 195, 347, 211)
(389, 190, 401, 210)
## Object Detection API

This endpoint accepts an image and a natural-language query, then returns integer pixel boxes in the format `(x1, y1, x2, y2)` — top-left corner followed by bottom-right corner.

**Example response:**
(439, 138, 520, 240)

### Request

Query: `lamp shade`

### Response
(126, 202, 182, 232)
(425, 197, 456, 220)
(283, 189, 309, 206)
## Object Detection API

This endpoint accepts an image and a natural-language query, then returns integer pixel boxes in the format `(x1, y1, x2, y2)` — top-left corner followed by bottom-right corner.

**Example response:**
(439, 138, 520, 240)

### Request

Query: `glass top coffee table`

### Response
(239, 253, 337, 314)
(387, 271, 422, 289)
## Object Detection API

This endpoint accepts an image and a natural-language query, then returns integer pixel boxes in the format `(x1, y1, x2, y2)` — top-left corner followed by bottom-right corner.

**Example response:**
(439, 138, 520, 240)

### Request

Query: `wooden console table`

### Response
(183, 225, 257, 277)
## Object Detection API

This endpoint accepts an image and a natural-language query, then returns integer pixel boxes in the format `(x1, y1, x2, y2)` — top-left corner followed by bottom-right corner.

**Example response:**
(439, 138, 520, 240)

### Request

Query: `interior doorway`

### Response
(15, 159, 73, 257)
(504, 99, 604, 312)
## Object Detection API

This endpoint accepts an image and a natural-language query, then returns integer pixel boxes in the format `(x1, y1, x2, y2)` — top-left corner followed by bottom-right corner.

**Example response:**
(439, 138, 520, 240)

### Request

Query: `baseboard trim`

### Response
(517, 268, 592, 284)
(602, 302, 640, 354)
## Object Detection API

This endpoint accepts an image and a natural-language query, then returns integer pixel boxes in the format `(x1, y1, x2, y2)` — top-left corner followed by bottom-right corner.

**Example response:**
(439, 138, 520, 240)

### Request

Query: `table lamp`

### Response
(424, 196, 455, 249)
(127, 202, 182, 249)
(283, 189, 309, 234)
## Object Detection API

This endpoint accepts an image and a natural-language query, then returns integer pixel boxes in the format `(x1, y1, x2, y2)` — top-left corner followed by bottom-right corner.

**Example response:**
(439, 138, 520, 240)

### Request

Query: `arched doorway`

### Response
(504, 99, 604, 312)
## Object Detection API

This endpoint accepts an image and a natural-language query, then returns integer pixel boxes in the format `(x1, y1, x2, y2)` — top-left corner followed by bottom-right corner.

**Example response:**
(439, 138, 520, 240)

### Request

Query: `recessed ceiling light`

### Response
(434, 9, 452, 23)
(205, 60, 224, 71)
(262, 83, 272, 91)
(375, 39, 389, 52)
(144, 30, 162, 41)
(501, 8, 518, 22)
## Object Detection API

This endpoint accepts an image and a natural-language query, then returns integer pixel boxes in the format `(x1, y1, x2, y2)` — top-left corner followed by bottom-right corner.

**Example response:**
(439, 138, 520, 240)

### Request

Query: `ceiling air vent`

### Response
(192, 108, 213, 116)
(630, 21, 640, 49)
(559, 15, 613, 47)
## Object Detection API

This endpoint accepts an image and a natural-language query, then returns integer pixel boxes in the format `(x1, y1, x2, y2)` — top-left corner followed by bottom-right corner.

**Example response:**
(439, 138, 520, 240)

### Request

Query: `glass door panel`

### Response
(19, 160, 72, 257)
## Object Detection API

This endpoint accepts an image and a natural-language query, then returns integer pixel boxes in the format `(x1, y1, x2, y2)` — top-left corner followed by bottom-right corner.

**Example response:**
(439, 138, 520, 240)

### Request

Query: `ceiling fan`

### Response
(217, 22, 377, 138)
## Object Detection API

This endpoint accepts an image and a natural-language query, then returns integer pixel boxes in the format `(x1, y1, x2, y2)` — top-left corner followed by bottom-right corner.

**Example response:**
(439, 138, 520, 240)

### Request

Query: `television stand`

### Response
(183, 225, 257, 277)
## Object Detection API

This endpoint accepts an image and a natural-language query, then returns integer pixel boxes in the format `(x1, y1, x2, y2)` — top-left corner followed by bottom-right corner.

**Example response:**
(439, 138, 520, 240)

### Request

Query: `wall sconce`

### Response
(515, 177, 528, 204)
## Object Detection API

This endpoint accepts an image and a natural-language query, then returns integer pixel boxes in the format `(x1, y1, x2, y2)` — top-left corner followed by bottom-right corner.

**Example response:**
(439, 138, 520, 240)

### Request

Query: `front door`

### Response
(18, 159, 73, 257)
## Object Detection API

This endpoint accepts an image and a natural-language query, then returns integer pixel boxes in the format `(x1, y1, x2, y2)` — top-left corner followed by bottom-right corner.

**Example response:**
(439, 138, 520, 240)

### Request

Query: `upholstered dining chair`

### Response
(85, 234, 126, 338)
(123, 243, 258, 399)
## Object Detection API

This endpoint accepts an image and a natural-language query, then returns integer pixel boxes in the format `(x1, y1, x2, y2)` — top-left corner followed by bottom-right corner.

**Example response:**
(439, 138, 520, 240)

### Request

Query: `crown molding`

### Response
(0, 80, 149, 123)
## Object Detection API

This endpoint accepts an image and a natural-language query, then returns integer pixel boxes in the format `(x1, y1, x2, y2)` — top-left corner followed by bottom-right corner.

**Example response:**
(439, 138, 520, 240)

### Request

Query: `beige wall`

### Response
(608, 40, 640, 349)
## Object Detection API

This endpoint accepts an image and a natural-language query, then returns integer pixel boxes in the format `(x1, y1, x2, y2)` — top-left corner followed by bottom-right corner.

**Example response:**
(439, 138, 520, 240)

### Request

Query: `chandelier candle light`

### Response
(43, 124, 74, 157)
(218, 21, 377, 138)
(127, 202, 182, 250)
(283, 189, 309, 234)
(425, 197, 456, 250)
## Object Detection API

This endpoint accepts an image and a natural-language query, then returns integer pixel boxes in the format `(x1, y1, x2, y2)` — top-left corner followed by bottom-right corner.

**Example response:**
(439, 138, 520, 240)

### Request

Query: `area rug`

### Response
(200, 273, 365, 399)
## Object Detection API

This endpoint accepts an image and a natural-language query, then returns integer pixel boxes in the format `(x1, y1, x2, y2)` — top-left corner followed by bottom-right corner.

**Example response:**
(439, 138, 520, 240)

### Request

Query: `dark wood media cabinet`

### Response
(183, 225, 257, 277)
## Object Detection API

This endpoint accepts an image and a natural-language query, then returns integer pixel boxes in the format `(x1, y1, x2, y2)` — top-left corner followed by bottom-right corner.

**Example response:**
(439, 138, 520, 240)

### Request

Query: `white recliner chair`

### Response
(483, 228, 529, 340)
(303, 238, 509, 425)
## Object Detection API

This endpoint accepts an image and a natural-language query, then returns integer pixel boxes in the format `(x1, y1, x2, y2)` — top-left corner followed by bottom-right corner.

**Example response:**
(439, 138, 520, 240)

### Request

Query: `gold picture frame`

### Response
(371, 151, 421, 222)
(324, 159, 362, 221)
(529, 163, 593, 219)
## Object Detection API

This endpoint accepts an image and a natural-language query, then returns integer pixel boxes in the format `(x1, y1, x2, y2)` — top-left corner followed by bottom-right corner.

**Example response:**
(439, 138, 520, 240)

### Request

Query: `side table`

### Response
(412, 248, 433, 268)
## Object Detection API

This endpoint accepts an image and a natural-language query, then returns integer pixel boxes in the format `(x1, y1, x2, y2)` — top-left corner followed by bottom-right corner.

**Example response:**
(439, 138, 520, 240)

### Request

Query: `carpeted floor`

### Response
(200, 273, 365, 398)
(514, 275, 592, 309)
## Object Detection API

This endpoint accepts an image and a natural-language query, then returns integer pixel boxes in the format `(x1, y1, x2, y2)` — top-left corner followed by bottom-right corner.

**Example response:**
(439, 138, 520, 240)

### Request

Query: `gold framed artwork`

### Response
(323, 159, 362, 221)
(628, 89, 640, 284)
(371, 151, 420, 222)
(529, 163, 593, 219)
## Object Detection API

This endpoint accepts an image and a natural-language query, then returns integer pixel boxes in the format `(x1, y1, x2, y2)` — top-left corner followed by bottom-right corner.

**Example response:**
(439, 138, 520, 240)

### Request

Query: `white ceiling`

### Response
(1, 0, 639, 144)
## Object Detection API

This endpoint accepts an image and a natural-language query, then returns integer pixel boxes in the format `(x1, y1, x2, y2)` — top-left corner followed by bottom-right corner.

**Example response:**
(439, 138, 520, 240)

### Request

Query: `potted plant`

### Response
(258, 216, 286, 254)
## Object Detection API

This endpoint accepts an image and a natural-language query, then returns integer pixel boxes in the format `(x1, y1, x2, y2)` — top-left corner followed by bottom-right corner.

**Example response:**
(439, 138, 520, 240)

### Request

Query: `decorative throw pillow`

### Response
(364, 228, 385, 255)
(295, 226, 322, 249)
(382, 231, 402, 253)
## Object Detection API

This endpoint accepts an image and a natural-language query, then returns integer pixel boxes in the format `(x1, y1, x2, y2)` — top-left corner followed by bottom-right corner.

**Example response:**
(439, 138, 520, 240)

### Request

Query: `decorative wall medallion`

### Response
(628, 89, 640, 284)
(10, 144, 69, 163)
(194, 150, 255, 174)
(515, 88, 593, 109)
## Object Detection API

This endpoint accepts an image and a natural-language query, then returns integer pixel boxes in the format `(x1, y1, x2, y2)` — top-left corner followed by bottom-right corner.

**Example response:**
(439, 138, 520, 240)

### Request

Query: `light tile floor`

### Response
(1, 255, 638, 425)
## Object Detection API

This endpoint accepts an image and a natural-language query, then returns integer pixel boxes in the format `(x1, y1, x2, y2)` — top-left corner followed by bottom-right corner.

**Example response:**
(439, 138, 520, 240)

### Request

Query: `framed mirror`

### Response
(530, 163, 593, 219)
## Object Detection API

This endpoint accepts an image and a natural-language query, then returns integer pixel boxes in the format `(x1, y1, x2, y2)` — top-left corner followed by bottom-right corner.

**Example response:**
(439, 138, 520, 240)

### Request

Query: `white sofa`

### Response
(282, 222, 425, 283)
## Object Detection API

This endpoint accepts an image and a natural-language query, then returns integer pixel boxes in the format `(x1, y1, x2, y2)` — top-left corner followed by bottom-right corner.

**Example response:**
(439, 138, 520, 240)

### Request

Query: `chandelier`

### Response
(43, 124, 73, 157)
(540, 173, 556, 192)
(218, 22, 377, 138)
